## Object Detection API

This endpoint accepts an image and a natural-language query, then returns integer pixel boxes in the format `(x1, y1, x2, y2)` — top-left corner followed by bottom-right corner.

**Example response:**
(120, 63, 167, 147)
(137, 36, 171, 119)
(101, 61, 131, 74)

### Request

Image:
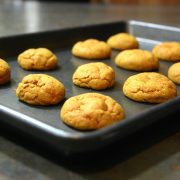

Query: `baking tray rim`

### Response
(0, 20, 180, 40)
(1, 96, 180, 141)
(0, 20, 180, 142)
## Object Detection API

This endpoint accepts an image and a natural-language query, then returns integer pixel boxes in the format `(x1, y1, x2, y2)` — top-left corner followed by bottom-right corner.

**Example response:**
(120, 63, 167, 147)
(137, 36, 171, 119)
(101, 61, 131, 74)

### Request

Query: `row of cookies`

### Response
(72, 33, 139, 60)
(72, 32, 180, 73)
(72, 62, 177, 103)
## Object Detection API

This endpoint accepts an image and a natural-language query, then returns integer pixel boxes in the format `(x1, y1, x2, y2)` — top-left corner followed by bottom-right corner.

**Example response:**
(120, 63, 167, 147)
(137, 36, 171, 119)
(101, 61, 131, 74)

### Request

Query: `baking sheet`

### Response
(0, 21, 180, 154)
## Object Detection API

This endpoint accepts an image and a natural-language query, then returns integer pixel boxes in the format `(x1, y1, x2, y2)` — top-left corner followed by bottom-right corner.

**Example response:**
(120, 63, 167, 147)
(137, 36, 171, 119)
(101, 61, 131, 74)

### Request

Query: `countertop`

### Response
(0, 0, 180, 180)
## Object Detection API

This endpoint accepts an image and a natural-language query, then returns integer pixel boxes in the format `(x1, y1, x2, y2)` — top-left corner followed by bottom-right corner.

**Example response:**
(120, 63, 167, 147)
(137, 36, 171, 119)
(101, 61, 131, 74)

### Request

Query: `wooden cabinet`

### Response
(92, 0, 180, 5)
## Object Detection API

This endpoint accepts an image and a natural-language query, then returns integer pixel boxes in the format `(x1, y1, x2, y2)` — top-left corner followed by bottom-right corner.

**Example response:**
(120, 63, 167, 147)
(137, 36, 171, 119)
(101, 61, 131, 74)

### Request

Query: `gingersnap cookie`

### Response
(115, 49, 159, 71)
(60, 93, 125, 130)
(18, 48, 58, 70)
(168, 62, 180, 84)
(152, 42, 180, 61)
(123, 72, 177, 103)
(107, 32, 139, 50)
(72, 39, 111, 59)
(72, 62, 115, 90)
(16, 74, 65, 105)
(0, 58, 10, 85)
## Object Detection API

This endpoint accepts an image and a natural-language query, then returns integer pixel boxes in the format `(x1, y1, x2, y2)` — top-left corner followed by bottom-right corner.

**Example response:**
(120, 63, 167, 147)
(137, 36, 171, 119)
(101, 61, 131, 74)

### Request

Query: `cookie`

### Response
(72, 39, 111, 59)
(152, 42, 180, 61)
(72, 62, 115, 90)
(115, 49, 159, 71)
(123, 72, 177, 103)
(60, 93, 125, 130)
(168, 62, 180, 84)
(107, 32, 139, 50)
(18, 48, 58, 70)
(16, 74, 65, 105)
(0, 58, 10, 85)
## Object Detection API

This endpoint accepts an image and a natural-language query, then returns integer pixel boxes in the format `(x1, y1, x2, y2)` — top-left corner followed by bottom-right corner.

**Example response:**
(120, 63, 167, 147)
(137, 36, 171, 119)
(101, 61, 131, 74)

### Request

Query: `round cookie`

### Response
(72, 62, 115, 90)
(107, 32, 139, 50)
(72, 39, 111, 59)
(18, 48, 58, 70)
(168, 62, 180, 84)
(123, 72, 177, 103)
(115, 49, 159, 71)
(152, 42, 180, 61)
(60, 93, 125, 130)
(0, 58, 10, 85)
(16, 74, 65, 105)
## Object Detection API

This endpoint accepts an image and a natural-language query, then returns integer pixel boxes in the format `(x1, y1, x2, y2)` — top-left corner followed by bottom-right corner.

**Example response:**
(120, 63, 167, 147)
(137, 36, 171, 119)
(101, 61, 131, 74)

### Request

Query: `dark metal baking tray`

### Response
(0, 21, 180, 154)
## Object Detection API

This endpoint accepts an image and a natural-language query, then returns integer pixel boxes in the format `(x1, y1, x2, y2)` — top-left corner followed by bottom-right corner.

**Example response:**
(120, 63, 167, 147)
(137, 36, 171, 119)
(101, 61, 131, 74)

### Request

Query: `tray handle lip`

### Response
(1, 96, 180, 142)
(128, 20, 180, 32)
(0, 104, 72, 138)
(85, 96, 180, 140)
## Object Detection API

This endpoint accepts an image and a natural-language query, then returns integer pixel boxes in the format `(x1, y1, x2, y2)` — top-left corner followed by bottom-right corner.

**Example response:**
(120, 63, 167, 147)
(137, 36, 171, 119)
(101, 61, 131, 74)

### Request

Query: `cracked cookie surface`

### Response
(16, 74, 65, 105)
(72, 62, 115, 90)
(18, 48, 58, 70)
(168, 62, 180, 84)
(60, 93, 125, 130)
(107, 33, 139, 50)
(152, 42, 180, 61)
(115, 49, 159, 71)
(0, 58, 10, 85)
(123, 72, 177, 103)
(72, 39, 111, 59)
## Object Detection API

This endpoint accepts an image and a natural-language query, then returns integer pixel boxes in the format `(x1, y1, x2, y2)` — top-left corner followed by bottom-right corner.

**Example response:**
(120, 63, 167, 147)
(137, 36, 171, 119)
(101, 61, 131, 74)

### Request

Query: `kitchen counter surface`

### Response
(0, 1, 180, 180)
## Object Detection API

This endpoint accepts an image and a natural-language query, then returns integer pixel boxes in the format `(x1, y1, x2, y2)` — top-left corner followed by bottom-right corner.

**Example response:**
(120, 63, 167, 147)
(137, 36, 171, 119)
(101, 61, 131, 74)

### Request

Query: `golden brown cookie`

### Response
(72, 39, 111, 59)
(123, 72, 177, 103)
(115, 49, 159, 71)
(0, 58, 10, 85)
(107, 32, 139, 50)
(18, 48, 58, 70)
(168, 62, 180, 84)
(72, 62, 115, 90)
(16, 74, 65, 105)
(152, 42, 180, 61)
(60, 93, 125, 130)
